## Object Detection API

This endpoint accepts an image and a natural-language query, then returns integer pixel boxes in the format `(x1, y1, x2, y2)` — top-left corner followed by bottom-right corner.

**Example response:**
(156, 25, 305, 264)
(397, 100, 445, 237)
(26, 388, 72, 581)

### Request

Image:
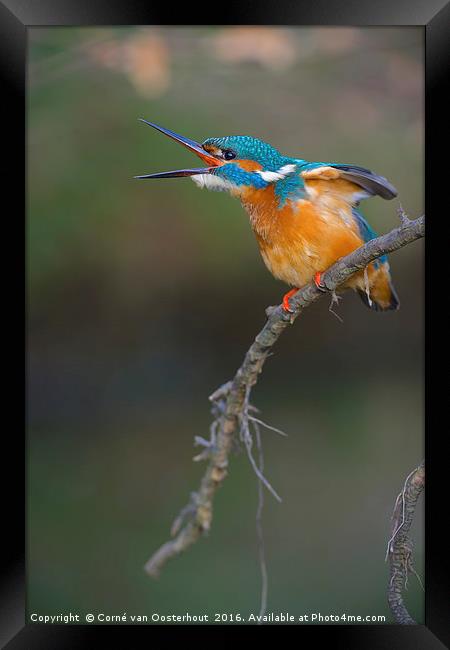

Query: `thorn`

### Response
(397, 202, 412, 226)
(249, 415, 288, 437)
(328, 290, 344, 323)
(194, 436, 209, 447)
(209, 381, 232, 403)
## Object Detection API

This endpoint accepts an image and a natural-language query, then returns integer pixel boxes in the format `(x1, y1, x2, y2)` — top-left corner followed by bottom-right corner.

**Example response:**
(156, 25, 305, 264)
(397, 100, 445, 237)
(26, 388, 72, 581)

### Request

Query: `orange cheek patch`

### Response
(237, 159, 263, 172)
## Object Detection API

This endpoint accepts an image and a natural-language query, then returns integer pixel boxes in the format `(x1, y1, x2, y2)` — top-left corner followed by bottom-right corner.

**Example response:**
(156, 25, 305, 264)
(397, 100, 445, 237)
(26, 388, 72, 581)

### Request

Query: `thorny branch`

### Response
(387, 462, 425, 624)
(144, 213, 425, 579)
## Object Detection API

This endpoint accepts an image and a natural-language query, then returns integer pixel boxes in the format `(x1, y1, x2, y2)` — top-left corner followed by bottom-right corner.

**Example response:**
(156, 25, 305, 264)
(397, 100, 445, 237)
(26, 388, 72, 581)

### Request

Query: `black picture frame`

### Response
(3, 1, 447, 647)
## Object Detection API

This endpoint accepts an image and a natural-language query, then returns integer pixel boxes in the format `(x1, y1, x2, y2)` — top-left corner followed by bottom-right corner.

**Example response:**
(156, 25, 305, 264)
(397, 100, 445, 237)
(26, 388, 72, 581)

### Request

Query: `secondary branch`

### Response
(387, 462, 425, 624)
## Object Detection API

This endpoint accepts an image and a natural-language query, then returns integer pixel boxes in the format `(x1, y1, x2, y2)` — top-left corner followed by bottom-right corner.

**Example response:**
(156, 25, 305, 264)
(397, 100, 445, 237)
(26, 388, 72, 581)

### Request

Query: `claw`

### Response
(282, 287, 299, 312)
(314, 272, 327, 292)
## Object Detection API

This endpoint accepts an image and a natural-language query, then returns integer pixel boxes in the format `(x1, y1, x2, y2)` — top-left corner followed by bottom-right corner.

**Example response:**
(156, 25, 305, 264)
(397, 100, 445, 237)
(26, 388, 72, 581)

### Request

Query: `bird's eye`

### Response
(223, 150, 236, 161)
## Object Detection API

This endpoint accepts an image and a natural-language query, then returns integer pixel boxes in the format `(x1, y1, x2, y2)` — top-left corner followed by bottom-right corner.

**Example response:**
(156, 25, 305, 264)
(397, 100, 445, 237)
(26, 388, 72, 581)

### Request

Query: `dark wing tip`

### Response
(333, 164, 398, 200)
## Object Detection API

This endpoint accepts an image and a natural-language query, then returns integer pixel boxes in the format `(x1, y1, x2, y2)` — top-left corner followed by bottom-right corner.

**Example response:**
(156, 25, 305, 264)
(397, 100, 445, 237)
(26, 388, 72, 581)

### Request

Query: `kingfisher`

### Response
(135, 120, 400, 313)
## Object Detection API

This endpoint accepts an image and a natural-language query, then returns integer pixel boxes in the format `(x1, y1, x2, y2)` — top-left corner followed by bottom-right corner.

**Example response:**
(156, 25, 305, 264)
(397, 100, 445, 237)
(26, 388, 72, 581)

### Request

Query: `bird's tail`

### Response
(357, 263, 400, 311)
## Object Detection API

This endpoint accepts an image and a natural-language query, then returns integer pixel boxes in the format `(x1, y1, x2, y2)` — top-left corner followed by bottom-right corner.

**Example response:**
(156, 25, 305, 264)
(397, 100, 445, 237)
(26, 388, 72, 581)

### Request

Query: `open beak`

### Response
(134, 119, 222, 179)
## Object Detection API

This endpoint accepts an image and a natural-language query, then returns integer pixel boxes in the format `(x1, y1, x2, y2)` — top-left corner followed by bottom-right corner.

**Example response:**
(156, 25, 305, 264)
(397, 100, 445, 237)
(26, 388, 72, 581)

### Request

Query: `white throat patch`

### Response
(256, 163, 297, 183)
(191, 174, 237, 192)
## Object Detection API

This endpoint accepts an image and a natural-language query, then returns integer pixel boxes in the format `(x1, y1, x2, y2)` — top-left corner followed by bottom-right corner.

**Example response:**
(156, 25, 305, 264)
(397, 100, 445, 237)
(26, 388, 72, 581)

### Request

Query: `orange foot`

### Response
(314, 271, 327, 292)
(282, 287, 299, 313)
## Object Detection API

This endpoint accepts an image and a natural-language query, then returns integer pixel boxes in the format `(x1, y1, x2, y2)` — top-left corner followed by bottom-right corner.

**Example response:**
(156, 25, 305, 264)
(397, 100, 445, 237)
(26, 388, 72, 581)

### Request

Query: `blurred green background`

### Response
(27, 27, 424, 624)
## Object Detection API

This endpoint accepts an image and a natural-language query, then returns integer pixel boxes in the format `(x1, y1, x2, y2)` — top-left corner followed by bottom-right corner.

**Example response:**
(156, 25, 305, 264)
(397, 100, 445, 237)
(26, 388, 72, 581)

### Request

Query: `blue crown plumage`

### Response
(203, 136, 286, 170)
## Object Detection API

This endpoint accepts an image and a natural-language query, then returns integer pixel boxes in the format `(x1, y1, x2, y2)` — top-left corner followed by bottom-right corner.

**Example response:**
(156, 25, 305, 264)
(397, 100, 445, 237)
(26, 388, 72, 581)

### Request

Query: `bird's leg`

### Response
(282, 287, 299, 313)
(283, 272, 328, 312)
(314, 271, 327, 292)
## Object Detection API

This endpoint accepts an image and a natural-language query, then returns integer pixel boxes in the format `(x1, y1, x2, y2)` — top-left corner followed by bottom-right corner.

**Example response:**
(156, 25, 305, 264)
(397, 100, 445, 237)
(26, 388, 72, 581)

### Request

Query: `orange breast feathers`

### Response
(240, 170, 378, 293)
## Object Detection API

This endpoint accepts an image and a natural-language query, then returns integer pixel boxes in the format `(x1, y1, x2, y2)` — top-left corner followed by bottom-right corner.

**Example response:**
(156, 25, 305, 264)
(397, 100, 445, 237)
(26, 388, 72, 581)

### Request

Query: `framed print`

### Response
(3, 0, 447, 647)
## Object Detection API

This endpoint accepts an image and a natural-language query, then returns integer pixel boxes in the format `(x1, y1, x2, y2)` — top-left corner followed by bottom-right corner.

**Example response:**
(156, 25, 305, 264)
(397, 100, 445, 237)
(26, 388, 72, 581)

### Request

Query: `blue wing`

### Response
(352, 208, 387, 267)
